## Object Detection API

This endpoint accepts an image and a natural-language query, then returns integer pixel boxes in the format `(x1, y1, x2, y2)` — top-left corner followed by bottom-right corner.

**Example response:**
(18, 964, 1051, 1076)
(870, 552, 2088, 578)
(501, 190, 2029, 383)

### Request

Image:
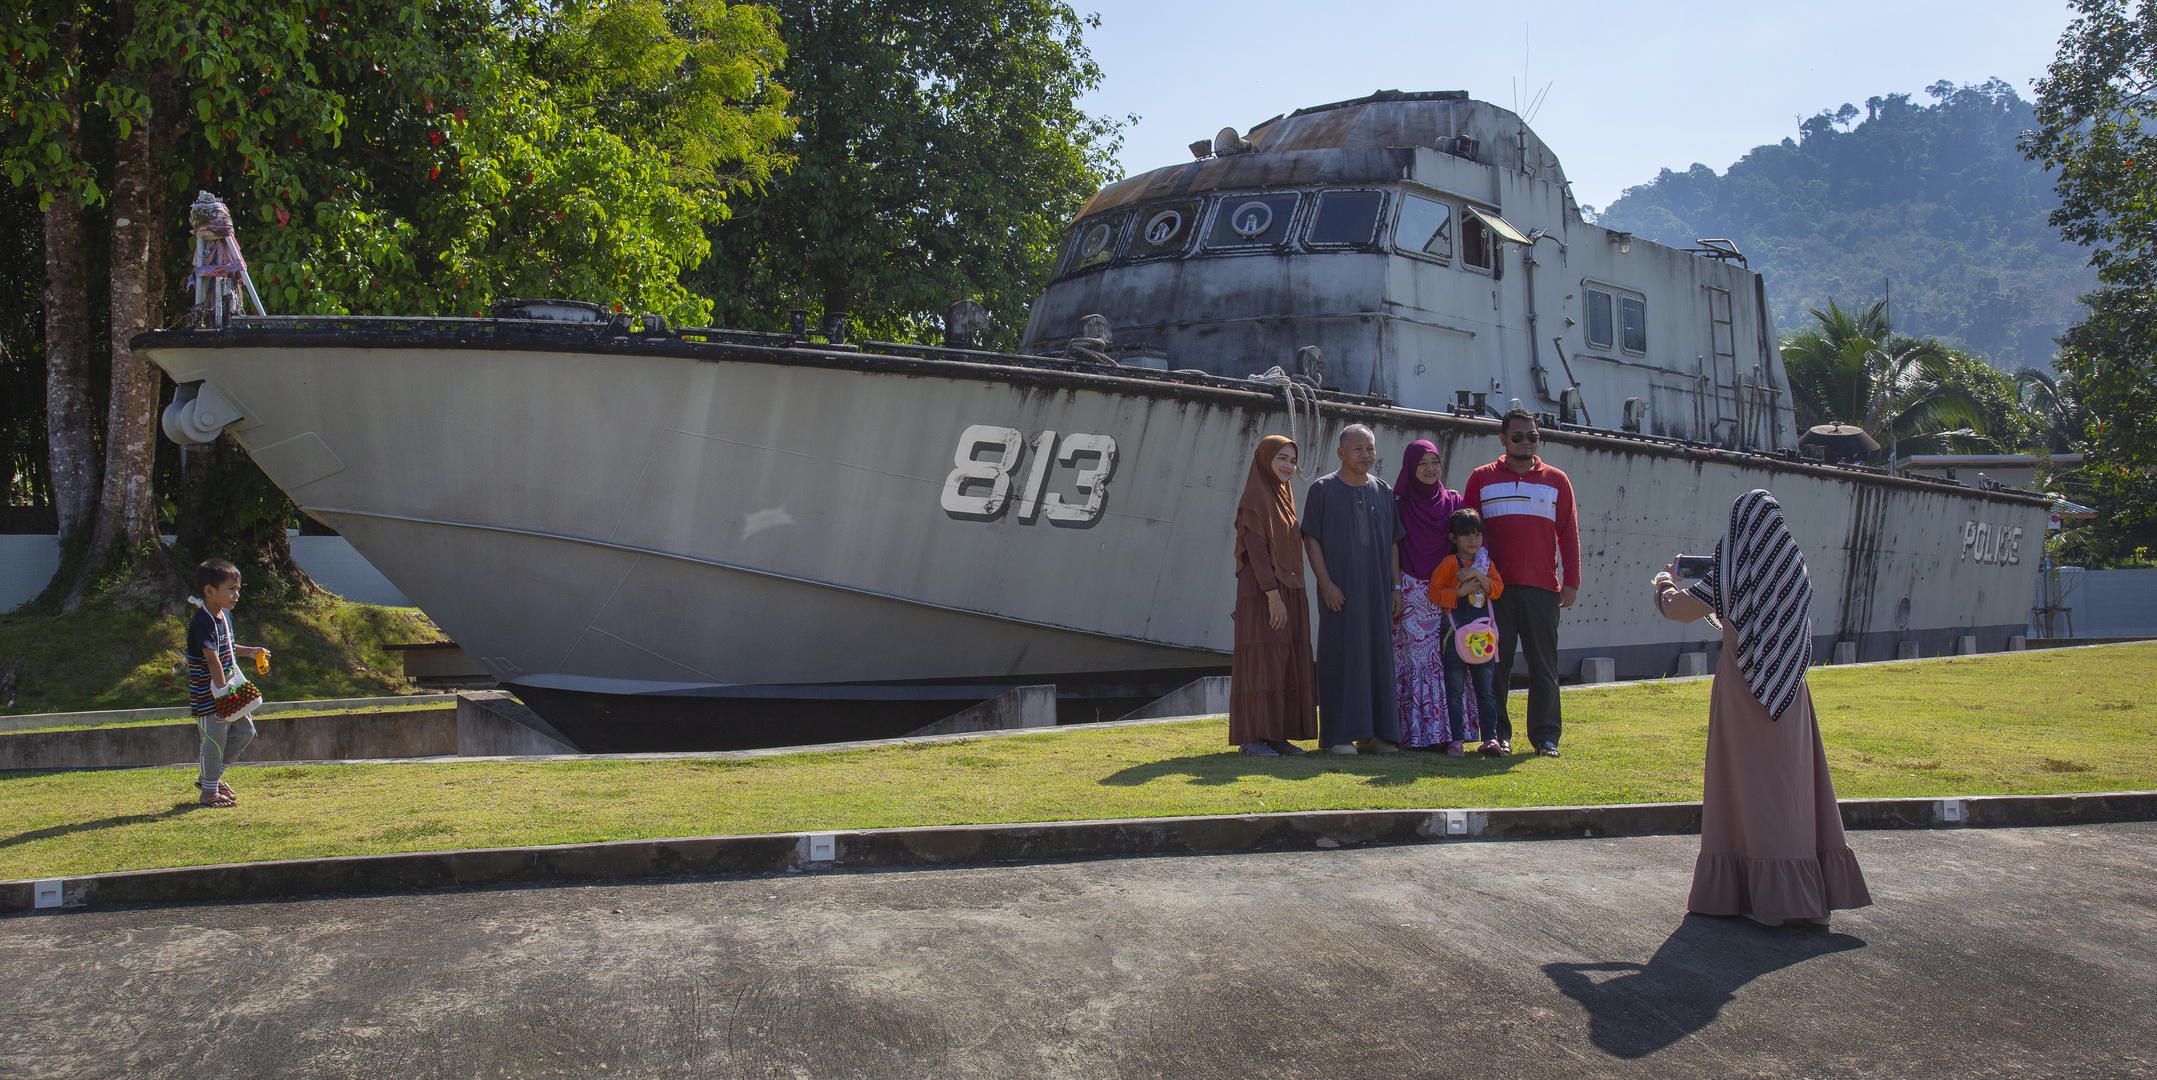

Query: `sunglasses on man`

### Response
(1509, 431, 1540, 444)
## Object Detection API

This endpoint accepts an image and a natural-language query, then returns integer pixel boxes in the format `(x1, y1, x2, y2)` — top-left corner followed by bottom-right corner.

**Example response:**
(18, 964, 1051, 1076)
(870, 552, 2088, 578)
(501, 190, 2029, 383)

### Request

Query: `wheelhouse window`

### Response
(1393, 193, 1452, 261)
(1307, 190, 1385, 246)
(1060, 211, 1128, 276)
(1204, 193, 1300, 250)
(1585, 288, 1614, 350)
(1127, 200, 1202, 259)
(1460, 211, 1494, 271)
(1620, 295, 1647, 354)
(1584, 286, 1646, 354)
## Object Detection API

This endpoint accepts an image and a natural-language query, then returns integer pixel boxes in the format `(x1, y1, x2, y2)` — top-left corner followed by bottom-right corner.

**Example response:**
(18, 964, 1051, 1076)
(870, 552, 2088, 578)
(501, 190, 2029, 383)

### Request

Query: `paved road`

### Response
(3, 824, 2153, 1079)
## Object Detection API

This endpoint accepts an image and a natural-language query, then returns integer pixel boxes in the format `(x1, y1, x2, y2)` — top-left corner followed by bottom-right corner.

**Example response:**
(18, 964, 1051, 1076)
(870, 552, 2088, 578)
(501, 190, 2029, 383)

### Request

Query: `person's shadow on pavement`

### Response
(1543, 913, 1866, 1058)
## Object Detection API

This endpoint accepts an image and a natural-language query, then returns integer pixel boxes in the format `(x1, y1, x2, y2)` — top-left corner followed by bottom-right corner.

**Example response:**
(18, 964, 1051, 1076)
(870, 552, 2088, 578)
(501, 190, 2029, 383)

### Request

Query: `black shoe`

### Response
(1538, 744, 1561, 758)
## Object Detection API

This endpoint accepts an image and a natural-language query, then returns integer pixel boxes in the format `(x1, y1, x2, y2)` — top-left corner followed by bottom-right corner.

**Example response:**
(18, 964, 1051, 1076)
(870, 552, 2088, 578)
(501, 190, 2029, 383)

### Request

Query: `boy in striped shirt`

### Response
(187, 559, 269, 807)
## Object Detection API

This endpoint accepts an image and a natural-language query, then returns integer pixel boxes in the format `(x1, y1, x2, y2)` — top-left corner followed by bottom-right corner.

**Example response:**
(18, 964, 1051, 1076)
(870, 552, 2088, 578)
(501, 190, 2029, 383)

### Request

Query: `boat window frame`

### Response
(1123, 198, 1208, 262)
(1058, 208, 1134, 279)
(1458, 210, 1495, 275)
(1198, 191, 1305, 255)
(1584, 287, 1614, 350)
(1389, 189, 1455, 265)
(1620, 294, 1648, 355)
(1304, 188, 1389, 250)
(1581, 279, 1648, 356)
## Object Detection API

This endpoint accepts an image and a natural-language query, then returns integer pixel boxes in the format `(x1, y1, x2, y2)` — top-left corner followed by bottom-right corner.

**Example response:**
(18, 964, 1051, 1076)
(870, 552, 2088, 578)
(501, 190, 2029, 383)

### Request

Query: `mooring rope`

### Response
(1245, 365, 1323, 479)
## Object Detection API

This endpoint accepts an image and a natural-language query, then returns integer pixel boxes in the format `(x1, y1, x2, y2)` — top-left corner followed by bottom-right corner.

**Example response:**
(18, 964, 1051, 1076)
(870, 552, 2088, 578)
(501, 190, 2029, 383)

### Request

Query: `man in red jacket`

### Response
(1462, 409, 1581, 757)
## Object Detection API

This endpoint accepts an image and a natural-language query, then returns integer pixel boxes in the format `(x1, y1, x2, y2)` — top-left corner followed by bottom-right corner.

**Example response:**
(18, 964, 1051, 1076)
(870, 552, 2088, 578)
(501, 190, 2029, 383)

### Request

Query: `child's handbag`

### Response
(212, 668, 264, 721)
(1453, 615, 1499, 665)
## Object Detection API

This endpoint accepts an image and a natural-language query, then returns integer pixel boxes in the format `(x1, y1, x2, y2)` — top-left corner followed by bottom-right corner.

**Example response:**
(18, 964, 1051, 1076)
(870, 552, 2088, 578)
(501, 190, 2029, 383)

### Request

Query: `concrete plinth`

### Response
(1579, 657, 1616, 684)
(1956, 635, 1979, 656)
(1675, 653, 1707, 677)
(2009, 635, 2027, 651)
(904, 685, 1056, 738)
(1833, 641, 1857, 665)
(1116, 676, 1231, 722)
(1897, 641, 1922, 660)
(455, 691, 579, 754)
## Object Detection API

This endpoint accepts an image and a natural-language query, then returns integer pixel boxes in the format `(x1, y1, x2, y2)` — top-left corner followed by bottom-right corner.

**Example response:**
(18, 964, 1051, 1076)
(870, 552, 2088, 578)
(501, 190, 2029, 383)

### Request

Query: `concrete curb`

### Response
(6, 790, 2151, 914)
(0, 693, 458, 735)
(27, 711, 1229, 772)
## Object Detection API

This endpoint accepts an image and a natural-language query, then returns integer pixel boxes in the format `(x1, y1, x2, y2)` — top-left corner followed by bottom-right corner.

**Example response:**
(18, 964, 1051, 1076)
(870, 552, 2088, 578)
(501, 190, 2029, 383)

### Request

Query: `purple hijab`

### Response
(1394, 438, 1463, 580)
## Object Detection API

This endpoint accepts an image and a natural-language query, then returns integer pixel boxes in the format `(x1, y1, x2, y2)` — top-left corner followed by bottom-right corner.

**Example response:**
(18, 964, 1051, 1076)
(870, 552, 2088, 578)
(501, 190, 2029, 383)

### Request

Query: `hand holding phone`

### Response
(1676, 554, 1716, 580)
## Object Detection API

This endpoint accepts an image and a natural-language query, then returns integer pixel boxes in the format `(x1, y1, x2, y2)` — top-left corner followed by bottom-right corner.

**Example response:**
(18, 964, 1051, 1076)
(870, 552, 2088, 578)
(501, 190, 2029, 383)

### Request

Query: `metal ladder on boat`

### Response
(1705, 286, 1741, 446)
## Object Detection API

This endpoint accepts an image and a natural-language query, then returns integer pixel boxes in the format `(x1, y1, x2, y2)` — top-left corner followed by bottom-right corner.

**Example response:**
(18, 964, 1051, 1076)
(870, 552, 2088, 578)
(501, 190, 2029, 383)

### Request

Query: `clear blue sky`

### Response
(1074, 0, 2079, 211)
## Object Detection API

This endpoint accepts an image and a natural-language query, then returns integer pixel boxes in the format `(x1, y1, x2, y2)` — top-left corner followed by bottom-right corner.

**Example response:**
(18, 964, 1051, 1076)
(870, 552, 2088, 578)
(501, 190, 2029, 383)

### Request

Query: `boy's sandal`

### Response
(198, 791, 238, 808)
(217, 780, 238, 803)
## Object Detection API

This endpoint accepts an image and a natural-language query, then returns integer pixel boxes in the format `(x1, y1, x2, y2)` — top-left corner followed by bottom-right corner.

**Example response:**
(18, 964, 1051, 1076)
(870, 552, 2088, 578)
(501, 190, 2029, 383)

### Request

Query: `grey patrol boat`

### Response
(140, 90, 2047, 752)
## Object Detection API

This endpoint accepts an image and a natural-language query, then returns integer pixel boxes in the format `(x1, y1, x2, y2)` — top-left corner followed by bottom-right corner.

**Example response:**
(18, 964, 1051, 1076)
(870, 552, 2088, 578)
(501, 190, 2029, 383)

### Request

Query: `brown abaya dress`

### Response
(1229, 435, 1318, 745)
(1656, 585, 1872, 920)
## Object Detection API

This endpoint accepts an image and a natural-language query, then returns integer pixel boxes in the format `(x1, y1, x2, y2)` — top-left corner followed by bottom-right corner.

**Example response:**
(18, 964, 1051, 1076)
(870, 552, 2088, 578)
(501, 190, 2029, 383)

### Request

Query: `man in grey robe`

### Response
(1301, 424, 1406, 754)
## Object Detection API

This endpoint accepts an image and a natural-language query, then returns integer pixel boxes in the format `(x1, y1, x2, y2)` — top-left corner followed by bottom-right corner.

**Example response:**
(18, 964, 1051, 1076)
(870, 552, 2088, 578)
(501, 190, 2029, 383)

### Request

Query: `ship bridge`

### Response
(1022, 90, 1788, 451)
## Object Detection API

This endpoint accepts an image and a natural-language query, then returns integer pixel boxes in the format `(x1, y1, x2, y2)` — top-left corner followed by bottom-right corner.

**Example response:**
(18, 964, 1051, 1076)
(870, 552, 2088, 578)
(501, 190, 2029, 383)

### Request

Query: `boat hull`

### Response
(141, 328, 2047, 747)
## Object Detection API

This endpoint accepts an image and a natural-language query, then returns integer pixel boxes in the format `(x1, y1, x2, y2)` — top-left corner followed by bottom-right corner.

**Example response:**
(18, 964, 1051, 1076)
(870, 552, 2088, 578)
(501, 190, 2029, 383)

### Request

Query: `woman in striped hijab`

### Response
(1653, 489, 1872, 927)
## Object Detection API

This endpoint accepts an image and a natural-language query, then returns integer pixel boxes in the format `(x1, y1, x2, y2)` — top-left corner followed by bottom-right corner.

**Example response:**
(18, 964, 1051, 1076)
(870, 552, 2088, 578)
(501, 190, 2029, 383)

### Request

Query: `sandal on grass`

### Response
(198, 790, 238, 808)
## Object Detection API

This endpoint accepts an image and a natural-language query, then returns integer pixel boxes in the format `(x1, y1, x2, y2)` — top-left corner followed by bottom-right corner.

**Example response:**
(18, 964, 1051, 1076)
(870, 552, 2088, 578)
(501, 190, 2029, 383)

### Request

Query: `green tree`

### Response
(2023, 0, 2157, 530)
(3, 1, 792, 608)
(1779, 299, 2002, 457)
(2015, 367, 2089, 457)
(691, 0, 1123, 348)
(1, 4, 100, 541)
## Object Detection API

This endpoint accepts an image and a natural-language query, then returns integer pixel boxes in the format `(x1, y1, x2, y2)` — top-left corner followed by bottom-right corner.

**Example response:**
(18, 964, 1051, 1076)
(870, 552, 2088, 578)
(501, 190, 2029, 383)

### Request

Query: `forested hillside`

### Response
(1597, 80, 2094, 371)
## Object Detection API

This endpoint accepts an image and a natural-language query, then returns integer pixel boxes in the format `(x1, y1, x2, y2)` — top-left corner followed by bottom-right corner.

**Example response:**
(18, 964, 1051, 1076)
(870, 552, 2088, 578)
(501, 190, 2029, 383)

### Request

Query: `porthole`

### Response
(1144, 210, 1182, 245)
(1203, 192, 1298, 250)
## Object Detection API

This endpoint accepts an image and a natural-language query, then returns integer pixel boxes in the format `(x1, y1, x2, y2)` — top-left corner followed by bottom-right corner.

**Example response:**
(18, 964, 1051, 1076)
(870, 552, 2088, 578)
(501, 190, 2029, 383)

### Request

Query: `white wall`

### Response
(0, 534, 411, 611)
(0, 535, 62, 612)
(289, 535, 412, 606)
(2034, 567, 2157, 638)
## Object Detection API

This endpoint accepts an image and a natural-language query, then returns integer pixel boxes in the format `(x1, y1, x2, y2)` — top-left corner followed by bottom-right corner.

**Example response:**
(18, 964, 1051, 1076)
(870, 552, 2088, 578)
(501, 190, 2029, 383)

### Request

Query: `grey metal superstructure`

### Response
(135, 91, 2045, 751)
(1025, 91, 1784, 448)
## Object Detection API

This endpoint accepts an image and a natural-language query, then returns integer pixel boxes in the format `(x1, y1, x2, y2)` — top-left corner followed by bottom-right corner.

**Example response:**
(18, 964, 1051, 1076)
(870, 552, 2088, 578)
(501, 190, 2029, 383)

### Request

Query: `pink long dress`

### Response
(1656, 584, 1872, 920)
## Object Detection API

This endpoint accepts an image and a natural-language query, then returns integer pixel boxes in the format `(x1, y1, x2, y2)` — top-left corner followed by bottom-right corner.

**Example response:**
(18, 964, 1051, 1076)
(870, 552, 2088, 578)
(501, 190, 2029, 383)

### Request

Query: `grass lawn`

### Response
(3, 644, 2153, 880)
(0, 597, 446, 716)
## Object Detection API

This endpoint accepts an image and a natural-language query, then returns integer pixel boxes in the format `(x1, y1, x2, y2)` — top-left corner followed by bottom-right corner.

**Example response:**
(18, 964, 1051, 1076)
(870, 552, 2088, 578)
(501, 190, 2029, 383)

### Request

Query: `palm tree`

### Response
(2014, 367, 2088, 456)
(1780, 300, 1994, 458)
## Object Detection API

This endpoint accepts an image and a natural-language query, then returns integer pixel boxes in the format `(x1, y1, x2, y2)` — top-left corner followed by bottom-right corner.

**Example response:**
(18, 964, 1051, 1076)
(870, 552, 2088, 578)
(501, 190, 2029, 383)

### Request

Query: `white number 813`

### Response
(940, 425, 1118, 524)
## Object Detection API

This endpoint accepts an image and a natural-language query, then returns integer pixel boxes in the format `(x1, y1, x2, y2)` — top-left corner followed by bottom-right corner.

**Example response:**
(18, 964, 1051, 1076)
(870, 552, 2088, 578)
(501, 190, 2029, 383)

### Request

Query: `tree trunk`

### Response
(41, 20, 97, 543)
(64, 78, 172, 610)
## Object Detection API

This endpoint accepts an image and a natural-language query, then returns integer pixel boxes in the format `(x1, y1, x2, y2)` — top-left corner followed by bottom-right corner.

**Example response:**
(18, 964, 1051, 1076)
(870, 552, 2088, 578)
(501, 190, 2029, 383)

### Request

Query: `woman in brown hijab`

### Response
(1231, 435, 1317, 755)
